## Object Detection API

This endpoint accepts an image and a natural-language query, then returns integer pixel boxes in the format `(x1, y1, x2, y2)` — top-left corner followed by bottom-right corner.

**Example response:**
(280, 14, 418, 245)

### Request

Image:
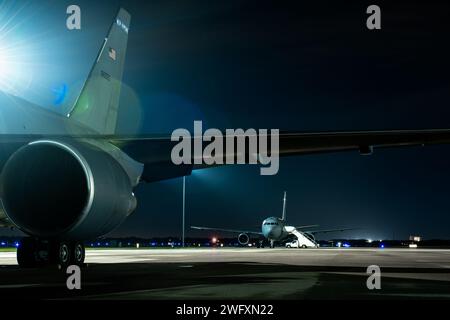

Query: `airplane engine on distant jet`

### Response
(0, 139, 137, 240)
(238, 233, 250, 245)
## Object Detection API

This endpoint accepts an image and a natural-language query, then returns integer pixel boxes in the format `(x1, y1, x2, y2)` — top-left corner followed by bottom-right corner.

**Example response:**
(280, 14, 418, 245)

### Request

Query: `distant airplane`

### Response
(192, 192, 354, 248)
(1, 8, 450, 268)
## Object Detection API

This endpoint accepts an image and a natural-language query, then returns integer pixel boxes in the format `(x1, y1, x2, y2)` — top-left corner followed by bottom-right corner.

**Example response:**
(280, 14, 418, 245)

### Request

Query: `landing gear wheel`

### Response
(17, 238, 37, 268)
(58, 242, 71, 267)
(17, 239, 85, 268)
(71, 242, 85, 266)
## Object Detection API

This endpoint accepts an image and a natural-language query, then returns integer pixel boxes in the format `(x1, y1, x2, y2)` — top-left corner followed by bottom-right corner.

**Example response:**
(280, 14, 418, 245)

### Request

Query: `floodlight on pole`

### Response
(182, 176, 186, 247)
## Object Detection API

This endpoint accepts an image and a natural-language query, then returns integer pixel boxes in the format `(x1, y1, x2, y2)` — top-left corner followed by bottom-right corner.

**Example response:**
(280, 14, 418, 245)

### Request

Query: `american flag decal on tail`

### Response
(108, 47, 116, 61)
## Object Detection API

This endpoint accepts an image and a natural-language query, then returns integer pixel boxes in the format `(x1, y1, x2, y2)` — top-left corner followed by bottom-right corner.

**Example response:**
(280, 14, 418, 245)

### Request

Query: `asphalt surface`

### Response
(0, 248, 449, 299)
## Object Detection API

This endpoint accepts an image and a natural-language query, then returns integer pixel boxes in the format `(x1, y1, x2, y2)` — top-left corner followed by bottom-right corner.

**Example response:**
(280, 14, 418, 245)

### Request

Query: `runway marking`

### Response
(380, 293, 450, 298)
(79, 272, 320, 300)
(0, 253, 16, 257)
(2, 248, 450, 268)
(0, 284, 39, 288)
(323, 266, 450, 283)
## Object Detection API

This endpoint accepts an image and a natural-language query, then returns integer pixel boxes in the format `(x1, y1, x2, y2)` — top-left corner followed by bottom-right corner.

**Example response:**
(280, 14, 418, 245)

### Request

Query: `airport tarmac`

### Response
(0, 248, 450, 299)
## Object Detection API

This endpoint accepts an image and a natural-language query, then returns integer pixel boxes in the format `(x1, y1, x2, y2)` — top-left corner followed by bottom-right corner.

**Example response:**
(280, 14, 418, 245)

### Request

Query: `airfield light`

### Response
(182, 176, 186, 247)
(212, 237, 217, 244)
(367, 239, 372, 243)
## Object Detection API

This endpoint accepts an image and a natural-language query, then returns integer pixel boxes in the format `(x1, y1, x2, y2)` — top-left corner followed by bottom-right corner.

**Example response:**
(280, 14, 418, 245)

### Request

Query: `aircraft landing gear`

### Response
(270, 239, 275, 248)
(258, 240, 265, 248)
(17, 238, 85, 268)
(72, 242, 86, 266)
(55, 242, 71, 268)
(16, 237, 38, 268)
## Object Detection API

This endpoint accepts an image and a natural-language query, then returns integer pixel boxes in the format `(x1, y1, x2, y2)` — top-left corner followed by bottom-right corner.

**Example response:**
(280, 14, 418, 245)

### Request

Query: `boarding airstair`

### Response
(292, 229, 317, 248)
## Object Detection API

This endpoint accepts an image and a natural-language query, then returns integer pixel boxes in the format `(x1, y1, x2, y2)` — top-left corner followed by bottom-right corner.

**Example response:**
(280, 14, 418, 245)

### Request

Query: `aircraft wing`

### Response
(0, 218, 12, 228)
(3, 129, 450, 183)
(295, 224, 319, 229)
(191, 226, 263, 235)
(0, 213, 12, 228)
(107, 128, 450, 182)
(304, 228, 356, 235)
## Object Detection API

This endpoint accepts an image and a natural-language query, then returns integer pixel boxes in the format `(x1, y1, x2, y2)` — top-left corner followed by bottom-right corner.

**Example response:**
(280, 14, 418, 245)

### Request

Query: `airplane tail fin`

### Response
(281, 191, 287, 221)
(67, 8, 131, 134)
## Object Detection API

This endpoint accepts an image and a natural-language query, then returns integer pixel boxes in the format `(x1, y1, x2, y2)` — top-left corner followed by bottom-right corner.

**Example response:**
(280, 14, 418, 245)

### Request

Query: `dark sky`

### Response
(1, 0, 450, 240)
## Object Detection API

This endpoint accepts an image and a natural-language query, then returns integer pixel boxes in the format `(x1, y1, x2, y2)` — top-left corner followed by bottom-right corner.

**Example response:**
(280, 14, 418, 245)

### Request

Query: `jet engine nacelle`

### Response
(0, 139, 137, 239)
(238, 233, 249, 245)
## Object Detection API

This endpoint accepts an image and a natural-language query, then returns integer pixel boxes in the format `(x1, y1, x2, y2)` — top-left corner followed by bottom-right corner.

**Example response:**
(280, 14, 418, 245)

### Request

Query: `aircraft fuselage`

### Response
(261, 217, 288, 242)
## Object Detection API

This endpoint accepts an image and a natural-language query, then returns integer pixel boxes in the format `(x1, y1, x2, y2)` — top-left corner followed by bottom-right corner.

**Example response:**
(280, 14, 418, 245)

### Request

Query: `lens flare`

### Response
(0, 44, 31, 94)
(0, 2, 35, 95)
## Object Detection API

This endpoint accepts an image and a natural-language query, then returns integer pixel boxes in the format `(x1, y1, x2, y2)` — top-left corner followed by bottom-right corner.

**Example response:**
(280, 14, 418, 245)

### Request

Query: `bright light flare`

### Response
(0, 46, 19, 92)
(0, 2, 41, 96)
(0, 36, 33, 95)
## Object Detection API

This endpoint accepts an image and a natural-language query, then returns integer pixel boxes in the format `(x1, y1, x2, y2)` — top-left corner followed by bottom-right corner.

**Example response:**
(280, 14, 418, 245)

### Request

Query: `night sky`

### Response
(1, 0, 450, 240)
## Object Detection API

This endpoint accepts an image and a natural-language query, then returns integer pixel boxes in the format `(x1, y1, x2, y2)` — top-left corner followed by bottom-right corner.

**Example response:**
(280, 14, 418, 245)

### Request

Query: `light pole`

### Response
(182, 176, 186, 247)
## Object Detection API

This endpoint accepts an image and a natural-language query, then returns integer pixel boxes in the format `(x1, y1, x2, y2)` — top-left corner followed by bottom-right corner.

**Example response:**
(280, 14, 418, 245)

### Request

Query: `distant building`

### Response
(409, 235, 421, 242)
